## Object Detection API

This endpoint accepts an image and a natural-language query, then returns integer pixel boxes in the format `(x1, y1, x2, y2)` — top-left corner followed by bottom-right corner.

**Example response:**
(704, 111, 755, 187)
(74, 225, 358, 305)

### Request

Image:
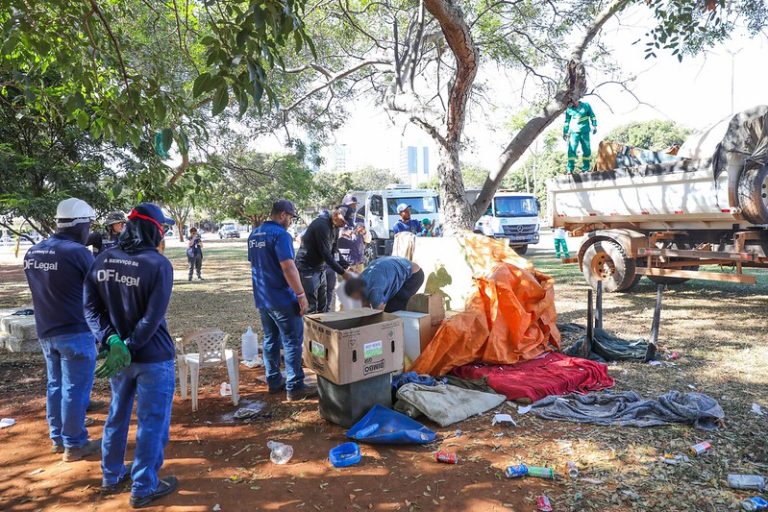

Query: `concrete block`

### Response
(1, 334, 40, 353)
(0, 315, 38, 340)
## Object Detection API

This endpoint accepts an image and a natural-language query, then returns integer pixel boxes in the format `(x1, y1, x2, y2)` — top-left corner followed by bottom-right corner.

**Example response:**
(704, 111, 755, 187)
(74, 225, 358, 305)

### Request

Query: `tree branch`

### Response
(88, 0, 131, 90)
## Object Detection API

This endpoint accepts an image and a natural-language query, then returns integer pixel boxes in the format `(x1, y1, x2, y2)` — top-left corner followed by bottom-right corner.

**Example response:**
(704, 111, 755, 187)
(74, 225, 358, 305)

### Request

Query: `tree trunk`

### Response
(437, 143, 474, 234)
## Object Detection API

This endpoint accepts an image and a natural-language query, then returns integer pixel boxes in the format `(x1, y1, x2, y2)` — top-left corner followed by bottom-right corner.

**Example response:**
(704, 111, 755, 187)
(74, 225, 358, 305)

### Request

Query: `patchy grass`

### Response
(0, 238, 767, 511)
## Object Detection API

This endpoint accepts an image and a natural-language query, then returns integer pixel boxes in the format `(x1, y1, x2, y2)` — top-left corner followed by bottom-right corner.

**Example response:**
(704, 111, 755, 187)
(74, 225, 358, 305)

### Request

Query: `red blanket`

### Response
(451, 352, 614, 403)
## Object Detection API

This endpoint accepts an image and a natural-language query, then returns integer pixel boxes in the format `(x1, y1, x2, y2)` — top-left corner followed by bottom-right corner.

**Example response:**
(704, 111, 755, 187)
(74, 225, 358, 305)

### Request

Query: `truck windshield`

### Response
(494, 196, 538, 217)
(387, 196, 439, 215)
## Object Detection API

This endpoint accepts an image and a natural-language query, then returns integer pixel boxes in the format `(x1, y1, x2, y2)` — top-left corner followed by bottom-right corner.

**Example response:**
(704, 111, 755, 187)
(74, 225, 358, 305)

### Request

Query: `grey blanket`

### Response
(530, 391, 724, 431)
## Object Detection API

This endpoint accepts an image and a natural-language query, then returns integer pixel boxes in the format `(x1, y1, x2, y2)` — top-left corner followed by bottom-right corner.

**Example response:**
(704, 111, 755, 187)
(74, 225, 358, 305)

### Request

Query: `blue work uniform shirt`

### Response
(23, 234, 95, 339)
(392, 219, 422, 235)
(83, 247, 175, 363)
(248, 221, 297, 310)
(360, 256, 413, 307)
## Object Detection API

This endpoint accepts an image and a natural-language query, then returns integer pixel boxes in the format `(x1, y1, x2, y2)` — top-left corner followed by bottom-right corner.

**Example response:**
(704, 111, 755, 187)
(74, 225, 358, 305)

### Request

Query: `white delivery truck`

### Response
(350, 185, 441, 257)
(466, 190, 541, 254)
(547, 105, 768, 292)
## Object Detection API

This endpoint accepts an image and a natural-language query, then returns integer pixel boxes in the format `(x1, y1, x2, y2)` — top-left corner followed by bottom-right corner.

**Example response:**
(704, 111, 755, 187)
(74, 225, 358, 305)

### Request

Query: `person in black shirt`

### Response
(295, 207, 354, 313)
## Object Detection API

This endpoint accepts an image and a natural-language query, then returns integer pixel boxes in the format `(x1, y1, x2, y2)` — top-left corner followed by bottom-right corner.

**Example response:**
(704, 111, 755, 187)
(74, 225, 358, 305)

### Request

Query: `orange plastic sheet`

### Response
(410, 234, 560, 376)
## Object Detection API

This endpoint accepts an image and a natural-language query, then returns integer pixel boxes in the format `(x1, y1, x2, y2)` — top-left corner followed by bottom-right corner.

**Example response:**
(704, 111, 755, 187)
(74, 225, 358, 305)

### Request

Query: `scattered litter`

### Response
(329, 442, 361, 468)
(566, 461, 579, 478)
(741, 496, 768, 511)
(728, 474, 766, 491)
(517, 405, 533, 415)
(453, 429, 462, 438)
(752, 403, 764, 416)
(0, 418, 15, 429)
(240, 359, 263, 368)
(434, 451, 458, 464)
(233, 403, 267, 420)
(648, 360, 663, 366)
(689, 440, 712, 456)
(660, 453, 690, 465)
(537, 495, 553, 512)
(28, 468, 44, 476)
(212, 504, 221, 511)
(219, 382, 232, 397)
(491, 413, 516, 426)
(346, 405, 436, 445)
(687, 384, 697, 390)
(666, 351, 681, 361)
(580, 478, 604, 485)
(267, 441, 293, 465)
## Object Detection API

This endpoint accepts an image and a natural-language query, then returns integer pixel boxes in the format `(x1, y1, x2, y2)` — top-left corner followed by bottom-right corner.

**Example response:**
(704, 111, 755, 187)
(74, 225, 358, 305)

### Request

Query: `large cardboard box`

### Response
(303, 308, 404, 385)
(406, 294, 445, 326)
(392, 311, 438, 361)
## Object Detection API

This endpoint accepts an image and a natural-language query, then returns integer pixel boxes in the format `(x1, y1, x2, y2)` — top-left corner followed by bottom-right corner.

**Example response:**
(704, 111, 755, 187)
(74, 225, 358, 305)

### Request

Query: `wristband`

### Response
(296, 292, 306, 298)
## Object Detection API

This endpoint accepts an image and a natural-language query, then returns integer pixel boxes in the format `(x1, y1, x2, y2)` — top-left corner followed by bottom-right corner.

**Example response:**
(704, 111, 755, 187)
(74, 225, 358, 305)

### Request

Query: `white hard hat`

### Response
(56, 198, 95, 227)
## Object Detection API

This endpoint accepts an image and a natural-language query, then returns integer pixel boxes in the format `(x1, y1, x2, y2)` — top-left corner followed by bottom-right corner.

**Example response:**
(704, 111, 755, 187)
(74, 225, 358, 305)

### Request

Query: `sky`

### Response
(259, 5, 768, 175)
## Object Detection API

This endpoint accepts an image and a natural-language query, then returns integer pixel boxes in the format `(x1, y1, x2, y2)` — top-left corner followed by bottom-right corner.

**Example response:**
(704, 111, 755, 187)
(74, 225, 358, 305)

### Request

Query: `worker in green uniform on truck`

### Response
(563, 99, 597, 173)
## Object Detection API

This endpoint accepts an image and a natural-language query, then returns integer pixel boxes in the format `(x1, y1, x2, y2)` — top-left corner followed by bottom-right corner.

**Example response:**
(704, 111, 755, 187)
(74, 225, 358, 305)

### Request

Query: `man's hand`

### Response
(298, 294, 309, 316)
(95, 335, 131, 379)
(341, 270, 356, 281)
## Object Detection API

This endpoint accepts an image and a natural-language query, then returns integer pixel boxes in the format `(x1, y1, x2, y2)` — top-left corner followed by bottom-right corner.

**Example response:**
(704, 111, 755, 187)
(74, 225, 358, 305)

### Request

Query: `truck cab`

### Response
(351, 185, 441, 257)
(473, 191, 540, 254)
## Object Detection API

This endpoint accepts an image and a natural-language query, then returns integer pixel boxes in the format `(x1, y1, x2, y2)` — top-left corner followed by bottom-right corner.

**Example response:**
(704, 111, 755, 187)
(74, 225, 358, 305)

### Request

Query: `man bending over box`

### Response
(344, 256, 424, 313)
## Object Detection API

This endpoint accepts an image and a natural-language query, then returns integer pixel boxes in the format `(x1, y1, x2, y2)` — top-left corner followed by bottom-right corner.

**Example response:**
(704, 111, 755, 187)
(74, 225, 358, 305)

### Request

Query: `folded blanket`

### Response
(395, 383, 506, 427)
(530, 391, 724, 430)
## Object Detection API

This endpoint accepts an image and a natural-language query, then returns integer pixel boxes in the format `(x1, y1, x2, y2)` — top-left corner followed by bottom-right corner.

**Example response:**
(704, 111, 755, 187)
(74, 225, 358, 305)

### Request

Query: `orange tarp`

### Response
(410, 234, 560, 376)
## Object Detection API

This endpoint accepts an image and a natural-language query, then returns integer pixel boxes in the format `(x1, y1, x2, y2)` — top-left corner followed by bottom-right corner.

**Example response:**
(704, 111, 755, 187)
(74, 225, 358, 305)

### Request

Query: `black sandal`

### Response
(130, 476, 178, 508)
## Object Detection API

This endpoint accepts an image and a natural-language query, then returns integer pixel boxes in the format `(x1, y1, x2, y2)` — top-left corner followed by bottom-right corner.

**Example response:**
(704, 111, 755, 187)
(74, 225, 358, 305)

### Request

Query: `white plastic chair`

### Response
(177, 328, 240, 411)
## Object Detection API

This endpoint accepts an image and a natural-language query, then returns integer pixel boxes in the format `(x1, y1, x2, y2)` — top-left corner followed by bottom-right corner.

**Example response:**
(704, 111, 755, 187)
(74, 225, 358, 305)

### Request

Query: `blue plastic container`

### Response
(329, 442, 362, 468)
(346, 404, 436, 444)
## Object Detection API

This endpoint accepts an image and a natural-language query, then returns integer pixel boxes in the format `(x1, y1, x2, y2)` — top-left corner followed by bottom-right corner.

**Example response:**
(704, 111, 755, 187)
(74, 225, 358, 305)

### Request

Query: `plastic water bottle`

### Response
(241, 326, 259, 361)
(267, 441, 293, 465)
(728, 474, 766, 491)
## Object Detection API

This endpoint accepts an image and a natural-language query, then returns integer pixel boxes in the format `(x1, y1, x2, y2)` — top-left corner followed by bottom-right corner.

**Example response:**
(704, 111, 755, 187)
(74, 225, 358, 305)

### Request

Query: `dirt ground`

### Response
(1, 236, 767, 512)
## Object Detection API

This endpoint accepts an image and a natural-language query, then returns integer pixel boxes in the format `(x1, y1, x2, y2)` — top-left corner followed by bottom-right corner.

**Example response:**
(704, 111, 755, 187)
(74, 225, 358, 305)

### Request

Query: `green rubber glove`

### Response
(95, 335, 132, 379)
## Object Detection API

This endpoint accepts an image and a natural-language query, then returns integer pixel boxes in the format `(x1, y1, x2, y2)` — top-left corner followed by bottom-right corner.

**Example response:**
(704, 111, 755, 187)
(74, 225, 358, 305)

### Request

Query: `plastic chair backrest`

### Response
(186, 328, 229, 367)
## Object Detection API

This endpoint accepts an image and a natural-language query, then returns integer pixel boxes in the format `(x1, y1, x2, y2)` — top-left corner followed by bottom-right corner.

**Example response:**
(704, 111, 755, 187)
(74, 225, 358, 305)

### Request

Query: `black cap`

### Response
(273, 199, 298, 217)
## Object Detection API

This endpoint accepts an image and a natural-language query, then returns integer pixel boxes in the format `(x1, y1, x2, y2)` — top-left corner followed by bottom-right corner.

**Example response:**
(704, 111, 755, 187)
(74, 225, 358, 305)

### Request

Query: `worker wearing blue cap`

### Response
(83, 202, 178, 507)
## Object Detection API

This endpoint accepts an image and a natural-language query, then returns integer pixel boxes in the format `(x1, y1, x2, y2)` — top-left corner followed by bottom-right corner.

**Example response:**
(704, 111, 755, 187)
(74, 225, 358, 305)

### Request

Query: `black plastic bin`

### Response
(317, 373, 393, 427)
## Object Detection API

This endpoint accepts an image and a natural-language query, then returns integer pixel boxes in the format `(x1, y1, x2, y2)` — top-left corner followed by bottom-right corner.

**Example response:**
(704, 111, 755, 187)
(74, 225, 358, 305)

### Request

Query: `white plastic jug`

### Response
(241, 326, 259, 361)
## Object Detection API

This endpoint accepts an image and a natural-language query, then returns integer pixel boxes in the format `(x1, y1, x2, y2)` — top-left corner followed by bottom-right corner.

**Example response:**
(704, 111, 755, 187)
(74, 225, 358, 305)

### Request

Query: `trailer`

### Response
(547, 106, 768, 292)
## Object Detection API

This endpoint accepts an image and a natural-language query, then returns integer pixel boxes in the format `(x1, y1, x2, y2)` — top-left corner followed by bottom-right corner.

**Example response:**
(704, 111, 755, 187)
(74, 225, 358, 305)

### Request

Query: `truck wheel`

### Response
(581, 239, 637, 292)
(738, 164, 768, 224)
(515, 244, 528, 255)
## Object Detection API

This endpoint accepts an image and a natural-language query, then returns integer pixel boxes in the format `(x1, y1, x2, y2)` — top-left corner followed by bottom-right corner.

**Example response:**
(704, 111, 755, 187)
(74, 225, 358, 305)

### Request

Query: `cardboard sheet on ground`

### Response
(410, 234, 560, 376)
(394, 383, 506, 427)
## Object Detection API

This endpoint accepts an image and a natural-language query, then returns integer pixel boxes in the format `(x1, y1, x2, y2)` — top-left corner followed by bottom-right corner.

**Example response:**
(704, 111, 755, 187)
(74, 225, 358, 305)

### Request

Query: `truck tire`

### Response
(514, 244, 528, 255)
(581, 239, 637, 292)
(738, 164, 768, 224)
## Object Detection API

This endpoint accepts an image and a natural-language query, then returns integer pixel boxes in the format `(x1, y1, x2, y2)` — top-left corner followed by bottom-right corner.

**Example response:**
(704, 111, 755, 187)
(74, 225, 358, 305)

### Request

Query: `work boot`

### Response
(286, 384, 318, 402)
(130, 476, 178, 508)
(87, 399, 106, 412)
(101, 466, 131, 495)
(51, 441, 64, 454)
(63, 439, 101, 462)
(268, 382, 286, 394)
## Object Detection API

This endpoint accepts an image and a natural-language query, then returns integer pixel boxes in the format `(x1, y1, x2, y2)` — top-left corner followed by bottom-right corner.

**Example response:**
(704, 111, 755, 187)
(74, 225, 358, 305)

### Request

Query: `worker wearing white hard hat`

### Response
(23, 198, 100, 462)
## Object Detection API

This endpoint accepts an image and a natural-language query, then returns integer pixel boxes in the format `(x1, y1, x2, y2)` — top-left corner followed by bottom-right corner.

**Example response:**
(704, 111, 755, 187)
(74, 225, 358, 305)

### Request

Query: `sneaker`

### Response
(268, 382, 286, 394)
(101, 469, 131, 495)
(87, 399, 106, 412)
(130, 476, 178, 508)
(63, 439, 101, 462)
(51, 442, 64, 454)
(286, 385, 318, 402)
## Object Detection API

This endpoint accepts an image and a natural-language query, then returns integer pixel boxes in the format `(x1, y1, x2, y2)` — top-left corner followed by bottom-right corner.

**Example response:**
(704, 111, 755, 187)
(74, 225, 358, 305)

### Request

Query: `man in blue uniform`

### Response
(392, 204, 422, 235)
(344, 256, 424, 312)
(83, 203, 177, 507)
(89, 211, 127, 256)
(249, 200, 318, 401)
(23, 198, 100, 461)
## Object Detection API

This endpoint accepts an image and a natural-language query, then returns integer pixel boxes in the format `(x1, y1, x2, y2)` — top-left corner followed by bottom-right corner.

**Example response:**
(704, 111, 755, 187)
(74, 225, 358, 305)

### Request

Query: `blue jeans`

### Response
(101, 359, 175, 499)
(258, 307, 305, 392)
(39, 332, 97, 449)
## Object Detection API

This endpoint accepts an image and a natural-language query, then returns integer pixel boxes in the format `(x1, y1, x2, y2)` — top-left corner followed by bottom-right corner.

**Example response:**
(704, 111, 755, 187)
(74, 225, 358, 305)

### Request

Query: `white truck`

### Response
(547, 106, 768, 292)
(467, 190, 541, 254)
(350, 185, 441, 257)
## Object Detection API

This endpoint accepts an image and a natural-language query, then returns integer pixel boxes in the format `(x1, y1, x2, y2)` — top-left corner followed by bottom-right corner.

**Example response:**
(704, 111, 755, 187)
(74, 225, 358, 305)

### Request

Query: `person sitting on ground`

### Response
(392, 204, 422, 235)
(186, 227, 203, 281)
(23, 198, 100, 462)
(344, 256, 424, 313)
(83, 202, 178, 507)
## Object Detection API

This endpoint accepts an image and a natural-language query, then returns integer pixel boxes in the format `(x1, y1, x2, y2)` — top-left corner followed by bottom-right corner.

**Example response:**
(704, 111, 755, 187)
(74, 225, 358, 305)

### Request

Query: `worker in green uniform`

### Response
(563, 99, 597, 173)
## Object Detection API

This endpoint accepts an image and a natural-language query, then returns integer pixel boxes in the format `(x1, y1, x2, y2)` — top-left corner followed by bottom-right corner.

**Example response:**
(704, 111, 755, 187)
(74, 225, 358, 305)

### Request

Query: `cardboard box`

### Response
(303, 308, 404, 385)
(406, 294, 445, 326)
(392, 311, 438, 361)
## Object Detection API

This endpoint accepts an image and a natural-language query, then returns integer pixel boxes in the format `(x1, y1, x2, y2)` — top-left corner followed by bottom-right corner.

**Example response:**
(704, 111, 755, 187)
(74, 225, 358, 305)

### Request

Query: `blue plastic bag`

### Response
(346, 404, 436, 444)
(329, 442, 361, 468)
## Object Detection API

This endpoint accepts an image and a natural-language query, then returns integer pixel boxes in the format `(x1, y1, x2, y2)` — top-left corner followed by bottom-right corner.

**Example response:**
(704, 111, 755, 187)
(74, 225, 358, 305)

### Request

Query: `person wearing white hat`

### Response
(392, 203, 422, 235)
(23, 198, 100, 462)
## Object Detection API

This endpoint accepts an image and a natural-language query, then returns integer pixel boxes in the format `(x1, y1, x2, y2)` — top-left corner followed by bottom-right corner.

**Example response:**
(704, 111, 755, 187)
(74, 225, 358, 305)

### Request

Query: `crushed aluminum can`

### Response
(689, 441, 712, 456)
(537, 495, 553, 512)
(435, 451, 458, 464)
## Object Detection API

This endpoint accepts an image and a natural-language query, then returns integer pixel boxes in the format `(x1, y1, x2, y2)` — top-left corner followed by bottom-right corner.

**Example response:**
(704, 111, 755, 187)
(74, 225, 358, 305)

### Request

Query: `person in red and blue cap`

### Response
(83, 202, 178, 507)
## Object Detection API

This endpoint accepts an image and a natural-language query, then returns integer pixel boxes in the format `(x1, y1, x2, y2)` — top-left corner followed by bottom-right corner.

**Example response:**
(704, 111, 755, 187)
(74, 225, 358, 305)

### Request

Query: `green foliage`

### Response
(604, 120, 691, 151)
(508, 130, 568, 212)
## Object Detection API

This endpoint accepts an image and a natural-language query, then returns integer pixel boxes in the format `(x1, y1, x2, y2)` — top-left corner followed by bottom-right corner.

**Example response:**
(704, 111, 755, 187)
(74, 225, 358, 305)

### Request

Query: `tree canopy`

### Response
(605, 120, 691, 151)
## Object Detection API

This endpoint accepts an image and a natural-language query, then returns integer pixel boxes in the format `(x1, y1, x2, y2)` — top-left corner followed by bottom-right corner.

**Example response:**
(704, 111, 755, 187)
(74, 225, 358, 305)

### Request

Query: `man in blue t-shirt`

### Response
(392, 204, 422, 235)
(248, 200, 316, 401)
(344, 256, 424, 312)
(83, 202, 178, 506)
(23, 198, 100, 462)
